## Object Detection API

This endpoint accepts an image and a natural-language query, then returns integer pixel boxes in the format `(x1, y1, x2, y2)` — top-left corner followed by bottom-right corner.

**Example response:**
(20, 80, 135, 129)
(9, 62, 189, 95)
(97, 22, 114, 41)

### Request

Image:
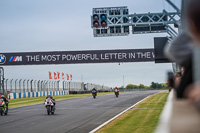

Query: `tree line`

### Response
(125, 82, 167, 89)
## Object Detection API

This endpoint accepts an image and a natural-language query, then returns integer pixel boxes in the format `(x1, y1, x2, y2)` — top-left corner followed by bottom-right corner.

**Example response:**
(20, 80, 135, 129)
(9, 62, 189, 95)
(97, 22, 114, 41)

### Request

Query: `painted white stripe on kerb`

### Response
(89, 95, 152, 133)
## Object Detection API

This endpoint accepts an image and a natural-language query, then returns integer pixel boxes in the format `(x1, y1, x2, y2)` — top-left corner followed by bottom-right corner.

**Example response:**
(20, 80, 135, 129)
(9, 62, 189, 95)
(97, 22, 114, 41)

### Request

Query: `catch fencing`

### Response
(3, 79, 112, 93)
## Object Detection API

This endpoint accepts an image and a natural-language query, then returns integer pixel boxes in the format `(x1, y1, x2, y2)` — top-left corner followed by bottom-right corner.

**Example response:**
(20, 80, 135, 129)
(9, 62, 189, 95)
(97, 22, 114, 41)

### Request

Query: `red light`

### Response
(93, 21, 99, 27)
(101, 21, 107, 27)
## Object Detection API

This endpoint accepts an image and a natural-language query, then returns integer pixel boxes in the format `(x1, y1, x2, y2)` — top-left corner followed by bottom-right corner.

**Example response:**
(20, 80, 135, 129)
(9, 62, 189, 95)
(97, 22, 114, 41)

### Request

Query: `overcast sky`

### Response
(0, 0, 181, 88)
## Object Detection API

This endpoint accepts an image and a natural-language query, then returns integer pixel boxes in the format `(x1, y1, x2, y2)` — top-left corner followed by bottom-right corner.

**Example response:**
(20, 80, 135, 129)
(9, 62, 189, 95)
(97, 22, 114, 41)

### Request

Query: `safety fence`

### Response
(2, 79, 112, 94)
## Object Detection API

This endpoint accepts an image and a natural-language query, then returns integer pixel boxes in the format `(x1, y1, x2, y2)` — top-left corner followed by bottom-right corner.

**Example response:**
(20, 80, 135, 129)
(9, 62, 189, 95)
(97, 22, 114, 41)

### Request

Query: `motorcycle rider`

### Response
(91, 88, 97, 95)
(45, 95, 56, 105)
(114, 87, 119, 94)
(1, 95, 9, 107)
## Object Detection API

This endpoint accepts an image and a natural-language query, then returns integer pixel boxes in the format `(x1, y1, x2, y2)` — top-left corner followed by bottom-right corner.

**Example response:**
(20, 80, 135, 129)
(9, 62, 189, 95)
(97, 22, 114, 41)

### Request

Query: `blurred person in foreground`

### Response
(167, 69, 183, 92)
(186, 0, 200, 45)
(163, 0, 200, 98)
(184, 0, 200, 104)
(164, 31, 194, 98)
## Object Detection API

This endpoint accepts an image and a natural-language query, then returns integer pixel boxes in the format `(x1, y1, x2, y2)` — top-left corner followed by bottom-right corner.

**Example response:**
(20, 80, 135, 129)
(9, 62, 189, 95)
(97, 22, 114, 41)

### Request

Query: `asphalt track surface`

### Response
(0, 90, 162, 133)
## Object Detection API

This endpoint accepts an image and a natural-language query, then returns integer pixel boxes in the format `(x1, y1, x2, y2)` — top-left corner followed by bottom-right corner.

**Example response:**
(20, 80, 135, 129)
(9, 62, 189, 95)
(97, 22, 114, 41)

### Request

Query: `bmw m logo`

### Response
(0, 54, 6, 64)
(9, 56, 22, 62)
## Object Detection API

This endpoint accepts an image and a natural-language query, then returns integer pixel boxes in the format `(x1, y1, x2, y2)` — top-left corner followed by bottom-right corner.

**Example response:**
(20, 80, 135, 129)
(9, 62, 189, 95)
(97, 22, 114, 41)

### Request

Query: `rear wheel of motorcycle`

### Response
(47, 106, 50, 115)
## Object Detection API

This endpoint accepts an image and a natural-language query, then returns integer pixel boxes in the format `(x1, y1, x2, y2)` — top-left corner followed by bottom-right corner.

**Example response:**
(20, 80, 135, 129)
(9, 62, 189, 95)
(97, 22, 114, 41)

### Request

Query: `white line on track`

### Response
(89, 94, 153, 133)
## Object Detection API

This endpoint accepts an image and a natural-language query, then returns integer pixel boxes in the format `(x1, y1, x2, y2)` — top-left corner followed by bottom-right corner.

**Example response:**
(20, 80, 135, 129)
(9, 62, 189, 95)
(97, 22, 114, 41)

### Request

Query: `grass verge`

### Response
(96, 92, 169, 133)
(8, 92, 113, 109)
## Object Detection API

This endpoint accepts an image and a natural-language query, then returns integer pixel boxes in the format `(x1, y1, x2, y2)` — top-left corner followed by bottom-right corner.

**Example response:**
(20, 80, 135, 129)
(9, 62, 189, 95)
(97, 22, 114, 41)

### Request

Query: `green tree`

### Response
(161, 83, 167, 88)
(126, 84, 139, 89)
(144, 86, 150, 89)
(132, 85, 139, 89)
(138, 84, 145, 89)
(126, 84, 135, 89)
(150, 82, 156, 89)
(126, 82, 167, 90)
(150, 82, 166, 89)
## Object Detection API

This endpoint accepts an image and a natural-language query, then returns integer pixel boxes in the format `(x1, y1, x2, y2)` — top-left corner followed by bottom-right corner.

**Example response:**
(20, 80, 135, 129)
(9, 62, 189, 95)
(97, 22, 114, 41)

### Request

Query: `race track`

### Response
(0, 90, 162, 133)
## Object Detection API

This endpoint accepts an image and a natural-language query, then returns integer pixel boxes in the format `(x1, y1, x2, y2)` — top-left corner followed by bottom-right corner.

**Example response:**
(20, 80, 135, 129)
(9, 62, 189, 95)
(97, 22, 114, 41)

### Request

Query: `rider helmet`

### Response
(47, 95, 52, 98)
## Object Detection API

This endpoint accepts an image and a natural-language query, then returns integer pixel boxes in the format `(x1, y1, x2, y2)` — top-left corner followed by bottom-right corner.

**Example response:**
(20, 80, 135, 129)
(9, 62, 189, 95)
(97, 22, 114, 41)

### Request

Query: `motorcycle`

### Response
(44, 98, 55, 115)
(114, 89, 119, 97)
(0, 98, 8, 116)
(92, 90, 97, 99)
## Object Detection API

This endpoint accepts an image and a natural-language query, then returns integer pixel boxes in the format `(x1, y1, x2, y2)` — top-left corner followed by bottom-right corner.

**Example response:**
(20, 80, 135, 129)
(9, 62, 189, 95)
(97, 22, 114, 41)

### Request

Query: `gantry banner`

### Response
(0, 49, 154, 65)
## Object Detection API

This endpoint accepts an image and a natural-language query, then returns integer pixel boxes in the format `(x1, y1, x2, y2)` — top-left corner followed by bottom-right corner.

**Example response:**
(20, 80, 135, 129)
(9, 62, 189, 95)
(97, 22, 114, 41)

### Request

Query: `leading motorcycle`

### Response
(114, 89, 119, 97)
(0, 98, 8, 116)
(44, 98, 55, 115)
(92, 90, 97, 99)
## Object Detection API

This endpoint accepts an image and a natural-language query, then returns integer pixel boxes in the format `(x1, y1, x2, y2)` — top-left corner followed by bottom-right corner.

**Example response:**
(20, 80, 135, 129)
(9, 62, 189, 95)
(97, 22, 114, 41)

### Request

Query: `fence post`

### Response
(15, 79, 18, 93)
(10, 79, 13, 92)
(66, 81, 68, 91)
(41, 80, 43, 91)
(27, 80, 30, 92)
(57, 80, 60, 91)
(30, 80, 33, 92)
(19, 79, 22, 92)
(45, 80, 47, 91)
(49, 81, 51, 91)
(63, 81, 65, 90)
(37, 80, 40, 92)
(34, 80, 37, 92)
(5, 79, 8, 93)
(46, 81, 48, 91)
(69, 81, 71, 93)
(23, 79, 26, 92)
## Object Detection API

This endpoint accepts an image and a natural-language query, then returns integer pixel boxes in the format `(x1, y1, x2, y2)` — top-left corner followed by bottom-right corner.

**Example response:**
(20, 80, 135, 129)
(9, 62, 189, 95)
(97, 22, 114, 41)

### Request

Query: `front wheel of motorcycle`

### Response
(47, 106, 50, 115)
(0, 108, 3, 116)
(5, 107, 8, 115)
(51, 107, 55, 115)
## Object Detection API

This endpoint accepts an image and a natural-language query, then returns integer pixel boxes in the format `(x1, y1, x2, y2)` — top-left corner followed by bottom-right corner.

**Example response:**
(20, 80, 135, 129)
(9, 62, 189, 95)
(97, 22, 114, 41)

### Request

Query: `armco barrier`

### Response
(9, 90, 69, 99)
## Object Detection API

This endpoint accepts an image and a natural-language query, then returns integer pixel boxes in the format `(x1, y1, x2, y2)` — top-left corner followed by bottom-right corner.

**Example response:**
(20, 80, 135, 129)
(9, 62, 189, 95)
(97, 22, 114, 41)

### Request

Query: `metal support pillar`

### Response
(0, 67, 4, 94)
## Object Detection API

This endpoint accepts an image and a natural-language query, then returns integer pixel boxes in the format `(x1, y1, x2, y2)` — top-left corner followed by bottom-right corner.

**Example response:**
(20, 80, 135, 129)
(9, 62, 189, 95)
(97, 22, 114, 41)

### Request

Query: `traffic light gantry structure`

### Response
(91, 6, 181, 38)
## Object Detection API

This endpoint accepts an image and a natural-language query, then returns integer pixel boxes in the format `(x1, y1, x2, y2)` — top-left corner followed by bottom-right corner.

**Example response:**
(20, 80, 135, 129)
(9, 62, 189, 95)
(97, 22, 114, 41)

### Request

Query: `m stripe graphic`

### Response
(9, 56, 14, 62)
(9, 56, 22, 62)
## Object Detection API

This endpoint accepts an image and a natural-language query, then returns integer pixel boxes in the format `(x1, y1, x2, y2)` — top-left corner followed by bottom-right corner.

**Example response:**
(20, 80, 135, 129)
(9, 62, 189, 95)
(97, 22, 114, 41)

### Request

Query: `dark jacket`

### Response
(176, 55, 193, 98)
